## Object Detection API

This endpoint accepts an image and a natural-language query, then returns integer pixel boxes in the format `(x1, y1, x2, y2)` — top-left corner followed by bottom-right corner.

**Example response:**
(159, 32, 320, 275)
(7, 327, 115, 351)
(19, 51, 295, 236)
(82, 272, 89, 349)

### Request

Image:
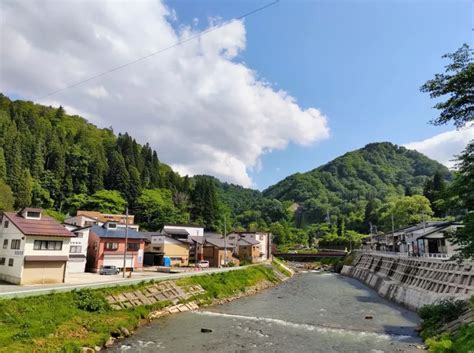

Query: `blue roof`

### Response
(90, 225, 146, 239)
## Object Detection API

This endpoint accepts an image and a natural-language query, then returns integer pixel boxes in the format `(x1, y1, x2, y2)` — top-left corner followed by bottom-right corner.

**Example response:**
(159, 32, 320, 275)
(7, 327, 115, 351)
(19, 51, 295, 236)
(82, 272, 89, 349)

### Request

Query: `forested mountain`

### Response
(263, 142, 451, 227)
(0, 94, 272, 231)
(0, 94, 453, 240)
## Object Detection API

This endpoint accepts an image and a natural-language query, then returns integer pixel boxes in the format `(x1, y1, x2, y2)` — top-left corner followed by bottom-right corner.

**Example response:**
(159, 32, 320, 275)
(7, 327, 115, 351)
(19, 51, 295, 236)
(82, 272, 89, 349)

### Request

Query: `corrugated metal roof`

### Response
(90, 225, 146, 239)
(4, 212, 74, 237)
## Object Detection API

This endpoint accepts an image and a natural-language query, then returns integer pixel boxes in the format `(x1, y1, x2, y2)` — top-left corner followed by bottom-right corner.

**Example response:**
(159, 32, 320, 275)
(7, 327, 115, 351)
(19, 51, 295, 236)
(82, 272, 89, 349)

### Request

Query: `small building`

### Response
(237, 238, 261, 263)
(63, 224, 90, 273)
(226, 232, 272, 262)
(143, 233, 189, 267)
(65, 210, 139, 231)
(202, 238, 239, 267)
(0, 208, 75, 285)
(87, 222, 146, 273)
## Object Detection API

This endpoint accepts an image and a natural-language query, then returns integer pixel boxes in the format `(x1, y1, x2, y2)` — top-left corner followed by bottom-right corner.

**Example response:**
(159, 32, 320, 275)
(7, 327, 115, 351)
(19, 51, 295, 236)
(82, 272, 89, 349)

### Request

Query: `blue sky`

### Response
(169, 0, 473, 189)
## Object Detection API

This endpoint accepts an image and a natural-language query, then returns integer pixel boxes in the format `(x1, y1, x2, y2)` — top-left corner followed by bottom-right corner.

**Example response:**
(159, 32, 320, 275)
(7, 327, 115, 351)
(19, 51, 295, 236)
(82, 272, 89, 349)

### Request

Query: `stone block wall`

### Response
(342, 253, 474, 310)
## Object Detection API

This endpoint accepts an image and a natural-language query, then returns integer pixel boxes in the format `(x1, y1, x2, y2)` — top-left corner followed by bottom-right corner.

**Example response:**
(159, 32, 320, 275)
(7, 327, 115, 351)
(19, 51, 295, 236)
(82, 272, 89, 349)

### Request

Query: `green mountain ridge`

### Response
(263, 142, 451, 226)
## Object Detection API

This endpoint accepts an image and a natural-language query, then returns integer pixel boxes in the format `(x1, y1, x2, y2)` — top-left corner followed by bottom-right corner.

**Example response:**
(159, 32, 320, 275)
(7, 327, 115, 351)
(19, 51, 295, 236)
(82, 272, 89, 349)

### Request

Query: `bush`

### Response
(74, 289, 111, 313)
(418, 298, 466, 339)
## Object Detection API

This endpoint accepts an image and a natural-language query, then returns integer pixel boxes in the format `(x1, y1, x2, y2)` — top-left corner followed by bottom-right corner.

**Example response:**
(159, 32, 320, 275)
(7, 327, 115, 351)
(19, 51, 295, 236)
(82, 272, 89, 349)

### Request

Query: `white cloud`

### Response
(404, 126, 474, 168)
(0, 0, 330, 187)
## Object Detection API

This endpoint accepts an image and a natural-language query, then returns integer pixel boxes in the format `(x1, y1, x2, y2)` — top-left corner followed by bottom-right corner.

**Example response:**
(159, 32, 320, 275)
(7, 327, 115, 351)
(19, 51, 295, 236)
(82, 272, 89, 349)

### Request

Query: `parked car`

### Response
(99, 265, 120, 275)
(197, 260, 210, 268)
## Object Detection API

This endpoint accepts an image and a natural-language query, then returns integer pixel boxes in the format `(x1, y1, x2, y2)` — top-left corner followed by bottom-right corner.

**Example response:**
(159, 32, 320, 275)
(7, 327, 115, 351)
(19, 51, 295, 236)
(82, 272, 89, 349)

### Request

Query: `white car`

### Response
(197, 260, 210, 268)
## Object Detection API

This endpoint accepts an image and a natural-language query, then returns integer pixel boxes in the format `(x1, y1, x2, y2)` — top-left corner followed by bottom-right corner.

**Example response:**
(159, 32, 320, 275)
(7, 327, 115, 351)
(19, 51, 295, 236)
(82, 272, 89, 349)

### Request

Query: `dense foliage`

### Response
(263, 142, 450, 232)
(421, 44, 473, 259)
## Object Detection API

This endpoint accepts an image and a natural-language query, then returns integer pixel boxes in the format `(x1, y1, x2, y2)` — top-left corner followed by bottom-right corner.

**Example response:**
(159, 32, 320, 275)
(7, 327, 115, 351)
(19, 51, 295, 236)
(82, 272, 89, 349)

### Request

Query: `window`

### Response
(26, 211, 41, 219)
(70, 245, 82, 253)
(4, 221, 9, 228)
(3, 239, 7, 249)
(127, 243, 140, 251)
(33, 240, 63, 251)
(0, 257, 5, 265)
(105, 242, 119, 250)
(10, 239, 21, 250)
(8, 258, 13, 267)
(107, 223, 117, 229)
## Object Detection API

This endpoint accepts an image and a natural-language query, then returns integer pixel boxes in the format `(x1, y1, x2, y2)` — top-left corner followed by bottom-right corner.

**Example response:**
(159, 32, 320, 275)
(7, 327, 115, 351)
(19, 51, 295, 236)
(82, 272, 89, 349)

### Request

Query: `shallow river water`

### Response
(109, 272, 424, 353)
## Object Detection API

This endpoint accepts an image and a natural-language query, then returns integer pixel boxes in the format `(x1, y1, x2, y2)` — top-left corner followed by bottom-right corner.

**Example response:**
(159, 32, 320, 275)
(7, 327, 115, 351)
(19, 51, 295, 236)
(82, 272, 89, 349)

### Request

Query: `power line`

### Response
(34, 0, 279, 101)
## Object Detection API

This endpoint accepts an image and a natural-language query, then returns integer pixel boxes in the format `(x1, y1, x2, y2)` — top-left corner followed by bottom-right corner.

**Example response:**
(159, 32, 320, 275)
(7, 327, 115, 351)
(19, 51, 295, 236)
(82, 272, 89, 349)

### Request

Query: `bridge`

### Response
(273, 251, 346, 262)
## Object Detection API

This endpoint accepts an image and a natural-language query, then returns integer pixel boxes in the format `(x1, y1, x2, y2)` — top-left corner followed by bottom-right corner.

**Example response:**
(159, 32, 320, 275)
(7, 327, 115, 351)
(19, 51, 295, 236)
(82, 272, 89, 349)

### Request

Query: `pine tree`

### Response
(15, 168, 32, 209)
(31, 143, 45, 179)
(0, 147, 6, 181)
(126, 166, 142, 205)
(106, 150, 130, 192)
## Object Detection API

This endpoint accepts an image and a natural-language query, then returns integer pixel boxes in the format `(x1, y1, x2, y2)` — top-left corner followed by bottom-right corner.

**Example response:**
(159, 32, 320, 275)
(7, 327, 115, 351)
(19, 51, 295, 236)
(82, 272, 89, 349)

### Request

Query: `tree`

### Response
(447, 142, 474, 259)
(0, 147, 6, 181)
(106, 150, 130, 192)
(83, 190, 127, 214)
(381, 195, 434, 230)
(420, 44, 473, 128)
(191, 177, 221, 230)
(14, 169, 33, 209)
(0, 181, 14, 211)
(134, 189, 187, 230)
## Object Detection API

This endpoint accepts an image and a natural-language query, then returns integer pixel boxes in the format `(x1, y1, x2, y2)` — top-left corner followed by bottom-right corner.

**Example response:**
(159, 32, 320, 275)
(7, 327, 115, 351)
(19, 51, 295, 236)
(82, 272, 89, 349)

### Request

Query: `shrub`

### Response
(74, 289, 111, 313)
(418, 298, 466, 339)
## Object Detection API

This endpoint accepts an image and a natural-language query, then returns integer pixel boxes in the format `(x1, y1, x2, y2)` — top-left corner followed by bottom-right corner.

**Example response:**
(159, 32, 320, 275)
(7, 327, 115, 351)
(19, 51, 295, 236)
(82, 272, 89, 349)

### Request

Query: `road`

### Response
(0, 265, 253, 299)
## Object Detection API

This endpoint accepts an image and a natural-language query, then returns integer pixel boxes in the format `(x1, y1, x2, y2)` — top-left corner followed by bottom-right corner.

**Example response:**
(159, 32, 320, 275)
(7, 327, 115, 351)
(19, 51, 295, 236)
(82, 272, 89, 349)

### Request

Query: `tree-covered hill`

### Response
(263, 142, 451, 227)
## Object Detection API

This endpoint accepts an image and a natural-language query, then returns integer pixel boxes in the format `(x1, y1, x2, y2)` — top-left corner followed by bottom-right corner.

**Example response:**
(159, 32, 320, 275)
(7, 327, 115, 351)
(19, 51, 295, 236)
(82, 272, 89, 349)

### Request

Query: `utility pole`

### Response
(223, 215, 227, 267)
(391, 213, 395, 252)
(122, 207, 129, 278)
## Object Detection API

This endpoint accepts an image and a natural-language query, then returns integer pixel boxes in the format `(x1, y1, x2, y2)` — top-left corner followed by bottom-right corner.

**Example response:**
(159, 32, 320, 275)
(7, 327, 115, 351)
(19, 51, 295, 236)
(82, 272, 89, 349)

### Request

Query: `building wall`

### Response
(87, 233, 144, 272)
(0, 217, 72, 284)
(65, 227, 89, 273)
(163, 225, 203, 237)
(239, 245, 260, 263)
(0, 219, 25, 283)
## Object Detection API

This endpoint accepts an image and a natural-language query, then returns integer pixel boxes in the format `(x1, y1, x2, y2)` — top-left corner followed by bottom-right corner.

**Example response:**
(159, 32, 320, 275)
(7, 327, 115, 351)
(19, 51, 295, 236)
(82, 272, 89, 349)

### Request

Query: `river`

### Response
(109, 272, 424, 353)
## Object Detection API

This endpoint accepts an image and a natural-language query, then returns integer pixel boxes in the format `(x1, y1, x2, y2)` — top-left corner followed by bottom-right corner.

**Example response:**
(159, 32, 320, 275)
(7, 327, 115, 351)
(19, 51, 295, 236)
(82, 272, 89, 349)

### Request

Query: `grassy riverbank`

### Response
(419, 296, 474, 353)
(0, 265, 284, 353)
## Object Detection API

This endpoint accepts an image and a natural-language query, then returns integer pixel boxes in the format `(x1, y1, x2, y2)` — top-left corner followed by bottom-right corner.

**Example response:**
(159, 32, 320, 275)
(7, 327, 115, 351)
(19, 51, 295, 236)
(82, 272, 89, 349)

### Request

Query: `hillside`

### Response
(0, 94, 452, 234)
(263, 142, 451, 225)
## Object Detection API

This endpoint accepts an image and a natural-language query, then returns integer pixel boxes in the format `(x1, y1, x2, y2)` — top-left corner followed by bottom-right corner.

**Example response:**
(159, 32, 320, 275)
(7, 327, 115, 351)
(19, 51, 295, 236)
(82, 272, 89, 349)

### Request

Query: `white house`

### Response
(162, 224, 204, 237)
(63, 224, 90, 273)
(0, 208, 75, 285)
(65, 211, 139, 231)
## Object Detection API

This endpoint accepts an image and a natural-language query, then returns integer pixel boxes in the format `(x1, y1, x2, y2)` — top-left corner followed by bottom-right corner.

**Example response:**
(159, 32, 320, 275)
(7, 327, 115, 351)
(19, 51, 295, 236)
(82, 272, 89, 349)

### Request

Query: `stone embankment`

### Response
(341, 252, 474, 310)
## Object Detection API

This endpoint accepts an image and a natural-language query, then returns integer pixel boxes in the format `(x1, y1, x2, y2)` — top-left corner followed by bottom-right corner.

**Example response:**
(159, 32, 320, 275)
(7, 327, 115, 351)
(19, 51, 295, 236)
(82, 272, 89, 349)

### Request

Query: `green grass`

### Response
(176, 265, 279, 304)
(0, 266, 279, 352)
(272, 258, 293, 277)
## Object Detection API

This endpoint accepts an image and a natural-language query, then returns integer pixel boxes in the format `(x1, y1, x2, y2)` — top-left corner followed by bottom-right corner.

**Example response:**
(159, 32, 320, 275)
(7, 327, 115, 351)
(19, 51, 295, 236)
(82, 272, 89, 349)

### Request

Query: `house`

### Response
(87, 222, 146, 273)
(63, 224, 90, 273)
(226, 232, 272, 261)
(367, 221, 462, 258)
(65, 210, 139, 231)
(143, 232, 189, 266)
(237, 238, 261, 263)
(0, 208, 75, 285)
(202, 238, 239, 267)
(159, 224, 204, 264)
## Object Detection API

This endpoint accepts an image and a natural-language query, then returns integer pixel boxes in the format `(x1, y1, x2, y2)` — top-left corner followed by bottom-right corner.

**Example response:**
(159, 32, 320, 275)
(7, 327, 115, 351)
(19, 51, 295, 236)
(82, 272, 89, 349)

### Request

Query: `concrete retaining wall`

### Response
(341, 253, 474, 311)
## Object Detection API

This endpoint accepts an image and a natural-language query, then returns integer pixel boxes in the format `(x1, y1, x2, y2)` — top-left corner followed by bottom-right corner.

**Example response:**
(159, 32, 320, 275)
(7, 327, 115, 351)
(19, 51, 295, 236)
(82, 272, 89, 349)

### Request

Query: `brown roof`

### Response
(77, 210, 135, 224)
(4, 212, 74, 237)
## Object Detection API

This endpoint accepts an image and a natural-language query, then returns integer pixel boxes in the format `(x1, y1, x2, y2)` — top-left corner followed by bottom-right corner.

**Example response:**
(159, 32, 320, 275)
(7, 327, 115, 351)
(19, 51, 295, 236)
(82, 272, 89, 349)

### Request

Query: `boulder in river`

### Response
(201, 328, 213, 333)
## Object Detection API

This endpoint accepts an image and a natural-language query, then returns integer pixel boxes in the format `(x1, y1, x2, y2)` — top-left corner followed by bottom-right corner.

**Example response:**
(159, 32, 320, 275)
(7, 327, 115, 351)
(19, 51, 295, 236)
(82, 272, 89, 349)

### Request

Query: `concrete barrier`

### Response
(341, 253, 474, 311)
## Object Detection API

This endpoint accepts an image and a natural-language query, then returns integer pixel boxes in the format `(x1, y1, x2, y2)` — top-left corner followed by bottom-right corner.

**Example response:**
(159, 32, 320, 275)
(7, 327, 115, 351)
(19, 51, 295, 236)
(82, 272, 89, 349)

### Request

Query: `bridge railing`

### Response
(355, 249, 451, 260)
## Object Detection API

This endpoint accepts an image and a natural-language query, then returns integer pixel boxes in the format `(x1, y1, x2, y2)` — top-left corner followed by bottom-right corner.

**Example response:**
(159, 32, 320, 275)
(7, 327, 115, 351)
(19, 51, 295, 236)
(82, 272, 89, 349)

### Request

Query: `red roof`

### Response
(3, 212, 74, 237)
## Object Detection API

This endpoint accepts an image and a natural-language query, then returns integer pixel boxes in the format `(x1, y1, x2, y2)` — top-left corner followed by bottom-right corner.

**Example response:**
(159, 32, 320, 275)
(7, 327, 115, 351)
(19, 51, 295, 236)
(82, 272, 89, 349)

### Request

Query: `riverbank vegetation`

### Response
(419, 296, 474, 353)
(0, 265, 282, 352)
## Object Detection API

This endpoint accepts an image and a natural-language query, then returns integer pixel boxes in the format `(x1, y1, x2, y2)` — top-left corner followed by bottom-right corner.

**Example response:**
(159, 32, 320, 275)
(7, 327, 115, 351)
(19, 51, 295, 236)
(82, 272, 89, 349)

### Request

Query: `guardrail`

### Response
(356, 249, 451, 259)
